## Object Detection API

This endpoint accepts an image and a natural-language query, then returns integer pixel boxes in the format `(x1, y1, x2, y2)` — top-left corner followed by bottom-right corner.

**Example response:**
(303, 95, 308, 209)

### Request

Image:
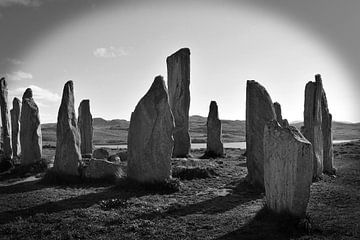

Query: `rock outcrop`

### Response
(78, 99, 93, 156)
(321, 84, 334, 174)
(20, 88, 42, 165)
(127, 76, 174, 183)
(93, 148, 109, 159)
(264, 120, 312, 217)
(273, 102, 289, 127)
(204, 101, 224, 158)
(303, 74, 323, 179)
(167, 48, 191, 157)
(10, 97, 21, 159)
(54, 81, 82, 176)
(84, 159, 124, 179)
(246, 80, 276, 189)
(0, 78, 12, 160)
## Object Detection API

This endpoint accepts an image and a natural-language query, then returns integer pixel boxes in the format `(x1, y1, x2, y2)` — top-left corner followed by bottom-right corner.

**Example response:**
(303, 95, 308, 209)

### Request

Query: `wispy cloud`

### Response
(0, 0, 42, 7)
(6, 71, 33, 81)
(93, 46, 130, 58)
(9, 85, 61, 105)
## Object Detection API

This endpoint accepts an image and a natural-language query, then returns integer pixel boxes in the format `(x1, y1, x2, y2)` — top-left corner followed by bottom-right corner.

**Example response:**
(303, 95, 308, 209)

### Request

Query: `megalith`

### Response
(10, 97, 21, 159)
(166, 48, 191, 157)
(204, 101, 224, 158)
(78, 99, 93, 156)
(20, 88, 42, 165)
(0, 78, 12, 160)
(246, 80, 276, 189)
(303, 74, 323, 179)
(54, 81, 82, 176)
(127, 76, 174, 183)
(273, 102, 289, 127)
(264, 120, 312, 218)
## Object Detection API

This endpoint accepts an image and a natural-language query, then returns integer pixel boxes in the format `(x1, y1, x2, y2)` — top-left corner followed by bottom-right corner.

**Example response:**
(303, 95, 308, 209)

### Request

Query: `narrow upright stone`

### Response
(78, 99, 93, 156)
(273, 102, 289, 127)
(127, 76, 174, 183)
(167, 48, 191, 157)
(246, 80, 276, 189)
(303, 74, 323, 179)
(264, 120, 312, 218)
(54, 81, 82, 176)
(10, 98, 21, 159)
(20, 88, 42, 165)
(0, 78, 12, 160)
(204, 101, 224, 158)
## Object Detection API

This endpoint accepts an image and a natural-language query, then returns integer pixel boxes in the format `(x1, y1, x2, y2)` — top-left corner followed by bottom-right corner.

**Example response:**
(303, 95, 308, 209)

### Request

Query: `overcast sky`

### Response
(1, 0, 359, 123)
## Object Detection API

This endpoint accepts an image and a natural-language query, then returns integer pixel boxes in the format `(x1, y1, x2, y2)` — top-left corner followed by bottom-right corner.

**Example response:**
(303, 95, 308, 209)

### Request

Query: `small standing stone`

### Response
(10, 97, 21, 159)
(167, 48, 191, 157)
(20, 88, 42, 165)
(54, 81, 82, 176)
(0, 78, 12, 160)
(264, 120, 312, 218)
(78, 99, 93, 156)
(127, 76, 174, 183)
(321, 84, 334, 174)
(93, 148, 109, 159)
(204, 101, 224, 158)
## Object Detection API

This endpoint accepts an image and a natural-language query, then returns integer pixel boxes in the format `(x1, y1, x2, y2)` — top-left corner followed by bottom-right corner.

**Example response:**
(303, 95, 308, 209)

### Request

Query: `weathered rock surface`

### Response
(54, 81, 82, 176)
(273, 102, 289, 127)
(303, 74, 323, 179)
(205, 101, 224, 158)
(84, 159, 124, 179)
(0, 78, 12, 160)
(264, 120, 312, 217)
(321, 85, 334, 174)
(78, 99, 93, 156)
(127, 76, 174, 183)
(246, 80, 276, 188)
(20, 88, 42, 165)
(10, 97, 21, 158)
(108, 154, 121, 164)
(167, 48, 191, 157)
(93, 148, 109, 159)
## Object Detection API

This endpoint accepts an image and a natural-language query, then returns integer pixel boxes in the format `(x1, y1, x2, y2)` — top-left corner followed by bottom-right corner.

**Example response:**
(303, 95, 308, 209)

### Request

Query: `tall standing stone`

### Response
(10, 98, 21, 159)
(303, 74, 323, 179)
(204, 101, 224, 158)
(0, 78, 12, 160)
(127, 76, 174, 183)
(20, 88, 42, 165)
(167, 48, 191, 157)
(78, 99, 93, 156)
(54, 81, 82, 176)
(246, 80, 276, 189)
(273, 102, 289, 127)
(264, 120, 312, 218)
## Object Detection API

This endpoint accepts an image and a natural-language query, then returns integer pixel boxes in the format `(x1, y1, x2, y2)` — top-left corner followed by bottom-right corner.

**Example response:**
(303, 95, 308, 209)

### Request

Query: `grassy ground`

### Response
(0, 142, 359, 240)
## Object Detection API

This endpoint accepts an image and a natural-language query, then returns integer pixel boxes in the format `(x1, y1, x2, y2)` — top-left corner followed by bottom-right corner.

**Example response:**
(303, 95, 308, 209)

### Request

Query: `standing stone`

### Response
(127, 76, 174, 183)
(20, 88, 42, 165)
(204, 101, 224, 158)
(10, 98, 21, 159)
(303, 74, 323, 179)
(273, 102, 289, 127)
(246, 80, 276, 189)
(321, 82, 334, 174)
(78, 99, 93, 156)
(0, 78, 12, 160)
(167, 48, 191, 157)
(54, 81, 82, 176)
(264, 120, 312, 217)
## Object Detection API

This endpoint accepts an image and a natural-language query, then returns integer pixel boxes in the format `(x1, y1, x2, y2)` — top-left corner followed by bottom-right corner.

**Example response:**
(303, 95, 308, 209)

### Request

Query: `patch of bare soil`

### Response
(0, 143, 359, 240)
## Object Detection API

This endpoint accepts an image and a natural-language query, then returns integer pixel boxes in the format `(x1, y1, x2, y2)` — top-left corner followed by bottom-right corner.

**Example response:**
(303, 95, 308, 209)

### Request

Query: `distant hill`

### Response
(41, 116, 359, 145)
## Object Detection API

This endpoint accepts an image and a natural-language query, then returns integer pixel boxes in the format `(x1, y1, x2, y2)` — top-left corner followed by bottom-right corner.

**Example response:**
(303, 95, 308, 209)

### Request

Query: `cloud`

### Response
(9, 85, 61, 106)
(6, 58, 24, 65)
(93, 46, 129, 58)
(6, 71, 33, 81)
(0, 0, 41, 7)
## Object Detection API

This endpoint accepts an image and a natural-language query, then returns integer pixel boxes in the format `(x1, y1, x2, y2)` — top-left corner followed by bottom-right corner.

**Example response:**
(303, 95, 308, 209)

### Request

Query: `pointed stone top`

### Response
(209, 101, 219, 118)
(167, 48, 190, 61)
(267, 119, 311, 145)
(315, 74, 322, 84)
(13, 97, 21, 105)
(23, 88, 33, 99)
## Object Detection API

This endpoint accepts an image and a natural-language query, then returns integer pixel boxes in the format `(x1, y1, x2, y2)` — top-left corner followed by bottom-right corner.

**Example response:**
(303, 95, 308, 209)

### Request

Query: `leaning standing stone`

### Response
(0, 77, 12, 160)
(20, 88, 42, 165)
(246, 80, 276, 189)
(54, 81, 82, 176)
(204, 101, 224, 158)
(127, 76, 174, 183)
(10, 97, 21, 159)
(264, 120, 312, 217)
(167, 48, 191, 157)
(78, 99, 93, 156)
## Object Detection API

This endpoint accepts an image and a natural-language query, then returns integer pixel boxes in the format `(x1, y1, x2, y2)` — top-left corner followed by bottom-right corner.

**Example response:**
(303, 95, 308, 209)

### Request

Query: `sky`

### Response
(0, 0, 359, 123)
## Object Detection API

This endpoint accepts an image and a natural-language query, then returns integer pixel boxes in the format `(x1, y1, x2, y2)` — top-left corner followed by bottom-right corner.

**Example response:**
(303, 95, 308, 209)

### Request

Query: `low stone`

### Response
(84, 159, 124, 179)
(108, 154, 121, 164)
(93, 148, 109, 159)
